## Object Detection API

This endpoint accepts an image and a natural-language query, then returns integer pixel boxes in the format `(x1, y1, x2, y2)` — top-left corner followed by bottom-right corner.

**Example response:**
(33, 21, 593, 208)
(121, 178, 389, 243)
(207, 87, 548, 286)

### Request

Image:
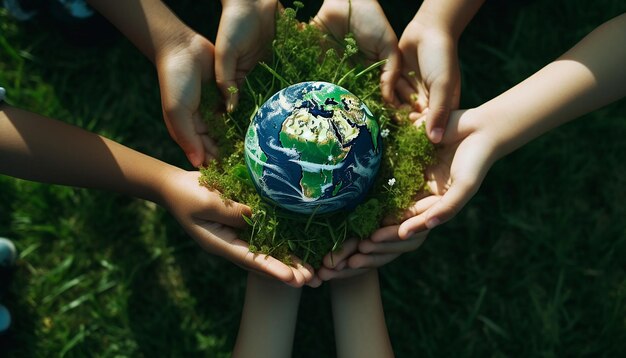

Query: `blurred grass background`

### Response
(1, 0, 625, 356)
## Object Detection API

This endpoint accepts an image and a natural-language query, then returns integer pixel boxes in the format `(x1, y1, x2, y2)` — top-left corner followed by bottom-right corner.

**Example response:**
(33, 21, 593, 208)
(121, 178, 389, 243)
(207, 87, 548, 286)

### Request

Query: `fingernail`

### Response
(425, 217, 440, 229)
(187, 152, 201, 167)
(404, 231, 415, 239)
(227, 102, 234, 113)
(430, 128, 444, 143)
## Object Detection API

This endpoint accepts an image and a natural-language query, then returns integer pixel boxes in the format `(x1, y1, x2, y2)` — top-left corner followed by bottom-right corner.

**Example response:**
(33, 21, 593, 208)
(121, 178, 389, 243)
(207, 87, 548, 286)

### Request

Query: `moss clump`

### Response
(199, 5, 434, 267)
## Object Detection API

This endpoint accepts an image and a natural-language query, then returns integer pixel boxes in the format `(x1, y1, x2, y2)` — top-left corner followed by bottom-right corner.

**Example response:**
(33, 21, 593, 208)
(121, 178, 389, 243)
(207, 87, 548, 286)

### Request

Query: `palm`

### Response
(398, 111, 496, 236)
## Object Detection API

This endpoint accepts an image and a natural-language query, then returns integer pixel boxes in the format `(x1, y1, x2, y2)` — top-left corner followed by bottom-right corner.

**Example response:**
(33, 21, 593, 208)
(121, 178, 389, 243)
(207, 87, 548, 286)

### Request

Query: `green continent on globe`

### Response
(279, 109, 348, 199)
(278, 86, 377, 200)
(304, 85, 380, 151)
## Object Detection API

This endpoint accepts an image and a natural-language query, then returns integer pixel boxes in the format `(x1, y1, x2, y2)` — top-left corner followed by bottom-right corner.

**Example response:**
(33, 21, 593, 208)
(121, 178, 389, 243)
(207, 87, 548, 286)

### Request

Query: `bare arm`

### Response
(233, 273, 302, 358)
(0, 104, 317, 286)
(330, 269, 394, 358)
(0, 105, 173, 203)
(87, 0, 195, 63)
(397, 13, 626, 237)
(412, 0, 485, 40)
(482, 12, 626, 157)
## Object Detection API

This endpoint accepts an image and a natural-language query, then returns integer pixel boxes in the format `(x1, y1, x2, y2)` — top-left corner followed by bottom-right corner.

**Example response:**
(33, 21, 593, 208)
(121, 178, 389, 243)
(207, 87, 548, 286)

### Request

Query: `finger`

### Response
(163, 113, 206, 168)
(307, 277, 323, 288)
(285, 263, 306, 288)
(197, 222, 296, 283)
(318, 267, 370, 281)
(214, 46, 240, 113)
(200, 134, 219, 163)
(358, 231, 427, 254)
(379, 45, 401, 105)
(424, 80, 459, 144)
(347, 253, 399, 269)
(401, 195, 441, 221)
(192, 112, 219, 162)
(322, 238, 359, 269)
(199, 190, 252, 228)
(398, 179, 477, 238)
(285, 258, 316, 288)
(369, 225, 401, 243)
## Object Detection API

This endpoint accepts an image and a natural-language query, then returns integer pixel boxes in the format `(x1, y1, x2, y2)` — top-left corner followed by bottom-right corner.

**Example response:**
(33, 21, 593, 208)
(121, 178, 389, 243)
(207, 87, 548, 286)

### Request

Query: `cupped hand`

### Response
(313, 0, 400, 104)
(396, 19, 461, 143)
(156, 34, 218, 167)
(317, 228, 428, 281)
(215, 0, 278, 112)
(397, 110, 497, 238)
(161, 170, 319, 288)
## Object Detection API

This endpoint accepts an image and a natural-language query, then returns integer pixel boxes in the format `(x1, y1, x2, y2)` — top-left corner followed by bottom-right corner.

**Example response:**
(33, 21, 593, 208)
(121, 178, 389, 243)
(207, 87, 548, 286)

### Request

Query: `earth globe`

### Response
(244, 81, 383, 214)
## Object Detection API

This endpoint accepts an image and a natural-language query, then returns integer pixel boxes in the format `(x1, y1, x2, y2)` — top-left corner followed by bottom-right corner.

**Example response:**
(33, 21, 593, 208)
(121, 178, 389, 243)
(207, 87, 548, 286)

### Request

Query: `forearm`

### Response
(477, 13, 626, 157)
(233, 273, 302, 358)
(0, 105, 177, 205)
(330, 270, 393, 358)
(87, 0, 196, 63)
(413, 0, 485, 39)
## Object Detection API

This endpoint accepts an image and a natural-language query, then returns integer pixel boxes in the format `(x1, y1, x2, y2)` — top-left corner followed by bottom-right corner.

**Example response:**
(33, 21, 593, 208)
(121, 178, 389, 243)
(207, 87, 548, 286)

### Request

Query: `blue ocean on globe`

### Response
(244, 81, 382, 214)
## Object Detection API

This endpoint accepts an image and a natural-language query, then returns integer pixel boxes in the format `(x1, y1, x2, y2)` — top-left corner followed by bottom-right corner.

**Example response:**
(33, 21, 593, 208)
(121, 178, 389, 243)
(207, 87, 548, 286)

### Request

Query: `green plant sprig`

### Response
(199, 5, 434, 267)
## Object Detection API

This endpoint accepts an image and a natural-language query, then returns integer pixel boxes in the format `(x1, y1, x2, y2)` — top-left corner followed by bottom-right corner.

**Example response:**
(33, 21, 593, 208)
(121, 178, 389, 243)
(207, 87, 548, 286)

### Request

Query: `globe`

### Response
(244, 81, 382, 214)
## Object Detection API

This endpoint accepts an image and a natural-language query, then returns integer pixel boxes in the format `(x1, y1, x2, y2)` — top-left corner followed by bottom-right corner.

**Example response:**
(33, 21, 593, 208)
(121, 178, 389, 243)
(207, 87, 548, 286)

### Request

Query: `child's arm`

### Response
(397, 12, 626, 237)
(0, 104, 314, 287)
(330, 269, 394, 358)
(87, 0, 218, 167)
(232, 273, 302, 358)
(397, 0, 484, 143)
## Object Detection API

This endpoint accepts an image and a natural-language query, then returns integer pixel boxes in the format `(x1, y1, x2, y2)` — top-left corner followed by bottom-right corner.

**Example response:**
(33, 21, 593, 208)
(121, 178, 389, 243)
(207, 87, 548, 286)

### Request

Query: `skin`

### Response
(232, 273, 302, 358)
(323, 11, 626, 274)
(398, 12, 626, 238)
(87, 0, 218, 167)
(0, 104, 317, 287)
(313, 0, 401, 104)
(233, 270, 393, 358)
(397, 0, 485, 143)
(330, 270, 394, 358)
(215, 0, 279, 113)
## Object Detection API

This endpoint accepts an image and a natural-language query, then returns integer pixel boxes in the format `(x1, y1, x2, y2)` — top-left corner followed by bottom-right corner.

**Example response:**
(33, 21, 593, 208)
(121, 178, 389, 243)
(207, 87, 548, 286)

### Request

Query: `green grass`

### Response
(1, 0, 626, 357)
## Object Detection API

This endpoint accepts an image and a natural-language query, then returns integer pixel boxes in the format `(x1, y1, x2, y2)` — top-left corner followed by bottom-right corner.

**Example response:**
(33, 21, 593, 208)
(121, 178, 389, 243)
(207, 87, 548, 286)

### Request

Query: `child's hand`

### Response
(397, 110, 497, 238)
(396, 19, 461, 144)
(215, 0, 278, 112)
(316, 229, 429, 281)
(313, 0, 400, 104)
(160, 170, 318, 287)
(156, 34, 218, 167)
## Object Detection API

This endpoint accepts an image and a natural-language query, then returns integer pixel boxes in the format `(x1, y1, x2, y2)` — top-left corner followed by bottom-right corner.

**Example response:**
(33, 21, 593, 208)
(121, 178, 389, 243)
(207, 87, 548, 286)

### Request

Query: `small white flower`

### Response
(381, 128, 390, 138)
(387, 178, 396, 187)
(327, 155, 334, 161)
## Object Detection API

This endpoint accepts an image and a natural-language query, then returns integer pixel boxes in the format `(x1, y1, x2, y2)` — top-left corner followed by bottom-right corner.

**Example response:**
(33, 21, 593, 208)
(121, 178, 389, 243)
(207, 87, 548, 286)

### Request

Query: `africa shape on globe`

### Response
(244, 81, 382, 214)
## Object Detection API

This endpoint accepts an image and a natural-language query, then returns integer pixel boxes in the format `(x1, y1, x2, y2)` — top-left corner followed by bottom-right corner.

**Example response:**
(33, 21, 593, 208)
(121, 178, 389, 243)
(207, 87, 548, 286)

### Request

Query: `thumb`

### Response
(207, 197, 252, 229)
(379, 44, 401, 105)
(398, 179, 477, 239)
(425, 80, 459, 144)
(214, 47, 240, 113)
(163, 112, 206, 167)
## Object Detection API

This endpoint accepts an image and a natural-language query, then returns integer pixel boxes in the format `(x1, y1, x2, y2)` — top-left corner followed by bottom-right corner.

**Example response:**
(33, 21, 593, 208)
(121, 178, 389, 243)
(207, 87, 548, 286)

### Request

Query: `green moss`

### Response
(199, 5, 434, 267)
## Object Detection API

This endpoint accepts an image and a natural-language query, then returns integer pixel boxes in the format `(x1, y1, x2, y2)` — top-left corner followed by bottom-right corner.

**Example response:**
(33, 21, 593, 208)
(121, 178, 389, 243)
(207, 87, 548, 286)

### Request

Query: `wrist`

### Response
(467, 105, 520, 161)
(148, 163, 186, 208)
(404, 17, 457, 48)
